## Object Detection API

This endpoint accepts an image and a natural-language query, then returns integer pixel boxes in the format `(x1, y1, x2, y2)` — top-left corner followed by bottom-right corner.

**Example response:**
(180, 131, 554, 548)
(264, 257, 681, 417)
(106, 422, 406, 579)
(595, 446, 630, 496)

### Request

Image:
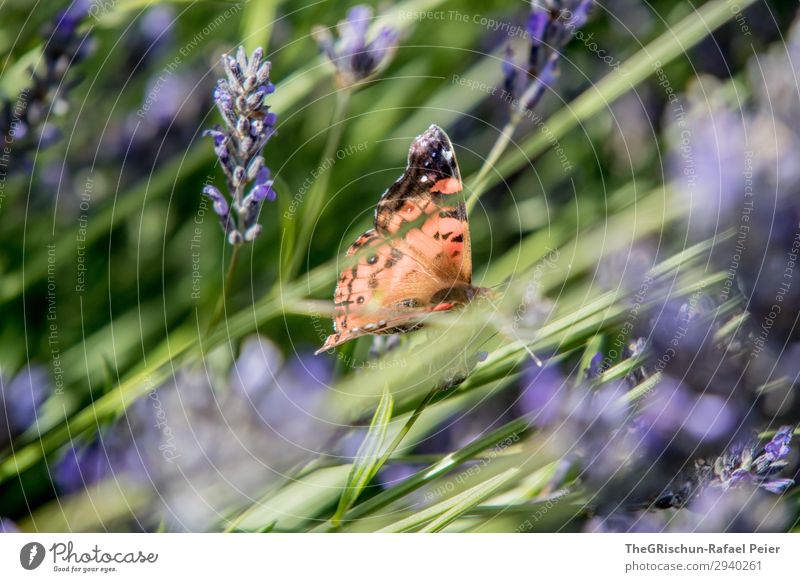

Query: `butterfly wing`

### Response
(375, 124, 472, 285)
(317, 125, 473, 354)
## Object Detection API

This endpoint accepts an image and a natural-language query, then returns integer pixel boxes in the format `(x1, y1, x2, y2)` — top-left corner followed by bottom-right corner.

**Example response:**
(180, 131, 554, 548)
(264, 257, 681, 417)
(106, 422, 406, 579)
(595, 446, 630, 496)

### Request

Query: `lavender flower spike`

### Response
(504, 0, 593, 114)
(312, 5, 400, 89)
(655, 426, 797, 509)
(203, 46, 277, 244)
(0, 1, 94, 172)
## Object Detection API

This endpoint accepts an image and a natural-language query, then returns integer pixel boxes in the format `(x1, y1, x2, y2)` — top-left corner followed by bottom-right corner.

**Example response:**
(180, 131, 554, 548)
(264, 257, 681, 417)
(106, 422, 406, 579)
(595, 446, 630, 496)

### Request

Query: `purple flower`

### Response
(312, 5, 400, 88)
(504, 1, 593, 113)
(517, 362, 566, 426)
(759, 478, 794, 494)
(138, 6, 176, 58)
(54, 439, 111, 494)
(250, 168, 276, 202)
(230, 336, 332, 450)
(0, 518, 18, 533)
(203, 46, 277, 245)
(763, 426, 793, 460)
(202, 185, 229, 217)
(655, 426, 797, 510)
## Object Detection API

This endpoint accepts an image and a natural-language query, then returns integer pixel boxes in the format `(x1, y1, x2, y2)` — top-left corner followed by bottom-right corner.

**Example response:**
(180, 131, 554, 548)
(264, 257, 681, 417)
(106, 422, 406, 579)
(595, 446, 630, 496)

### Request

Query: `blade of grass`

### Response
(313, 417, 530, 531)
(332, 385, 394, 526)
(377, 467, 519, 533)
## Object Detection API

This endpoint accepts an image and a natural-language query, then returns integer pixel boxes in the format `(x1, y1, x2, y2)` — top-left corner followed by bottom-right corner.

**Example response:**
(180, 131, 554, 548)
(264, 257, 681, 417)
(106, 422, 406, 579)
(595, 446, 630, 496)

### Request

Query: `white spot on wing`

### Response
(420, 176, 428, 182)
(443, 149, 453, 161)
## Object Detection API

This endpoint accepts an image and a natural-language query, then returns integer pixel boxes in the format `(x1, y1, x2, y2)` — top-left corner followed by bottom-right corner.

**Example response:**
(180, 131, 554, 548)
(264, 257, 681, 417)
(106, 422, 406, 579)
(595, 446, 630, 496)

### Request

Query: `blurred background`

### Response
(0, 0, 799, 532)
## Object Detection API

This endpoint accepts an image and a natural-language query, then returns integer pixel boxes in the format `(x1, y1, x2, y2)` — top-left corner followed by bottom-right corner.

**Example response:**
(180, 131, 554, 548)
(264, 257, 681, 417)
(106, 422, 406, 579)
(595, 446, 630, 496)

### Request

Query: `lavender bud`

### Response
(236, 46, 248, 72)
(203, 185, 229, 216)
(232, 166, 246, 188)
(202, 45, 277, 244)
(244, 224, 263, 241)
(247, 156, 264, 181)
(236, 117, 250, 137)
(246, 90, 265, 110)
(249, 47, 263, 70)
(256, 62, 271, 84)
(312, 4, 400, 89)
(228, 230, 244, 245)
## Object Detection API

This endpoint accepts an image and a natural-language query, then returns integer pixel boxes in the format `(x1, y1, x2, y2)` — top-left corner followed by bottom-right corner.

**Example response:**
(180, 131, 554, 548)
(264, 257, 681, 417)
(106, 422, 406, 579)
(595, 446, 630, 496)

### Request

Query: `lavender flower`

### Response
(653, 427, 796, 510)
(203, 46, 277, 244)
(312, 5, 399, 89)
(0, 518, 19, 533)
(714, 426, 796, 493)
(0, 1, 93, 170)
(503, 0, 592, 113)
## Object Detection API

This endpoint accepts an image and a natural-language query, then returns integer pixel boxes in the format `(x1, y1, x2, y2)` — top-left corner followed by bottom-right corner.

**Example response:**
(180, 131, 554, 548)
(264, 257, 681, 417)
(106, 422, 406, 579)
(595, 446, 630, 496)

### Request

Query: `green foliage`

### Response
(333, 385, 394, 525)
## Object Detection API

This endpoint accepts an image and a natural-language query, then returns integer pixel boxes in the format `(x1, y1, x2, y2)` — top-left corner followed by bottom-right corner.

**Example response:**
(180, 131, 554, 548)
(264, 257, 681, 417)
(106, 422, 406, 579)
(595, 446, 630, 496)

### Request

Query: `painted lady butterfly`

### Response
(316, 124, 489, 354)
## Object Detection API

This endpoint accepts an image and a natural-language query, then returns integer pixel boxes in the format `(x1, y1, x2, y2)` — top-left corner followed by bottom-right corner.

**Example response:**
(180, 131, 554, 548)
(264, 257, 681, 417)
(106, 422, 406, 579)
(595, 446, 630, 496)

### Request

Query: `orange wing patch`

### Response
(316, 124, 482, 355)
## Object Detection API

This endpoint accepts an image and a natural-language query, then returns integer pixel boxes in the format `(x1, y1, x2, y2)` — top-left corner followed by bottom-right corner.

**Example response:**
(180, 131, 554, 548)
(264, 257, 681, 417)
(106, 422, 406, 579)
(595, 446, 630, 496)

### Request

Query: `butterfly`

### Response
(316, 124, 489, 355)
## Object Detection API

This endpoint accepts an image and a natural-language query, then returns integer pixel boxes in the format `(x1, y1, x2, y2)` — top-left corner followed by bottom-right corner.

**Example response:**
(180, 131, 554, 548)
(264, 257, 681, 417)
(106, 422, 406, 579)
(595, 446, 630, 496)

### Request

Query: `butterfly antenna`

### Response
(521, 342, 544, 367)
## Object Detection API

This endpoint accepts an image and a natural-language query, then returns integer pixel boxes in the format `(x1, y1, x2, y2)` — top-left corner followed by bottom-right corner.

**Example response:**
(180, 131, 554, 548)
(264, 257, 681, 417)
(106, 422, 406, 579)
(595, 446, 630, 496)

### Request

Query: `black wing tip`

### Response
(408, 124, 457, 173)
(419, 124, 449, 144)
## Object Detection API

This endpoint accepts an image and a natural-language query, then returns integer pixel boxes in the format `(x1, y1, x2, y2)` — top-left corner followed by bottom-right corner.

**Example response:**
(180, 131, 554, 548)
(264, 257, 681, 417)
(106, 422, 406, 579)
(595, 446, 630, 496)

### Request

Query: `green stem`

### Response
(285, 89, 352, 280)
(377, 384, 438, 469)
(206, 243, 242, 338)
(330, 384, 440, 528)
(315, 416, 530, 531)
(465, 78, 540, 215)
(466, 118, 518, 215)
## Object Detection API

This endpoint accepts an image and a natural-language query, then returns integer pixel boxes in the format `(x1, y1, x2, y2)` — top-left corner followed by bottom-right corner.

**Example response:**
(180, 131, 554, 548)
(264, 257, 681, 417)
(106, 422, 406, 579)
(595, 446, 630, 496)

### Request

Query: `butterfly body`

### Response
(316, 125, 487, 355)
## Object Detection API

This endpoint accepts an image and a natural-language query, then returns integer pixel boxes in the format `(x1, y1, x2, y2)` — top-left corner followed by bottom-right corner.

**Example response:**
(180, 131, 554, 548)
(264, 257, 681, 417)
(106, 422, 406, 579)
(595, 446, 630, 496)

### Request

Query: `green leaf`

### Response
(377, 468, 519, 533)
(241, 0, 281, 53)
(332, 385, 394, 526)
(313, 418, 530, 531)
(232, 465, 352, 532)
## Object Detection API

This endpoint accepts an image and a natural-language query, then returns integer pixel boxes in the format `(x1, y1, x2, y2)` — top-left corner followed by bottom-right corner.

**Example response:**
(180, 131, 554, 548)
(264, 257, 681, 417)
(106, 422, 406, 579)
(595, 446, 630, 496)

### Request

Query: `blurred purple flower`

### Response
(0, 518, 19, 533)
(517, 362, 567, 426)
(377, 463, 419, 489)
(135, 6, 176, 63)
(3, 365, 49, 433)
(669, 486, 792, 532)
(312, 5, 399, 89)
(54, 439, 110, 494)
(503, 0, 593, 113)
(231, 342, 332, 449)
(1, 365, 50, 447)
(50, 336, 337, 530)
(203, 46, 277, 244)
(668, 17, 800, 344)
